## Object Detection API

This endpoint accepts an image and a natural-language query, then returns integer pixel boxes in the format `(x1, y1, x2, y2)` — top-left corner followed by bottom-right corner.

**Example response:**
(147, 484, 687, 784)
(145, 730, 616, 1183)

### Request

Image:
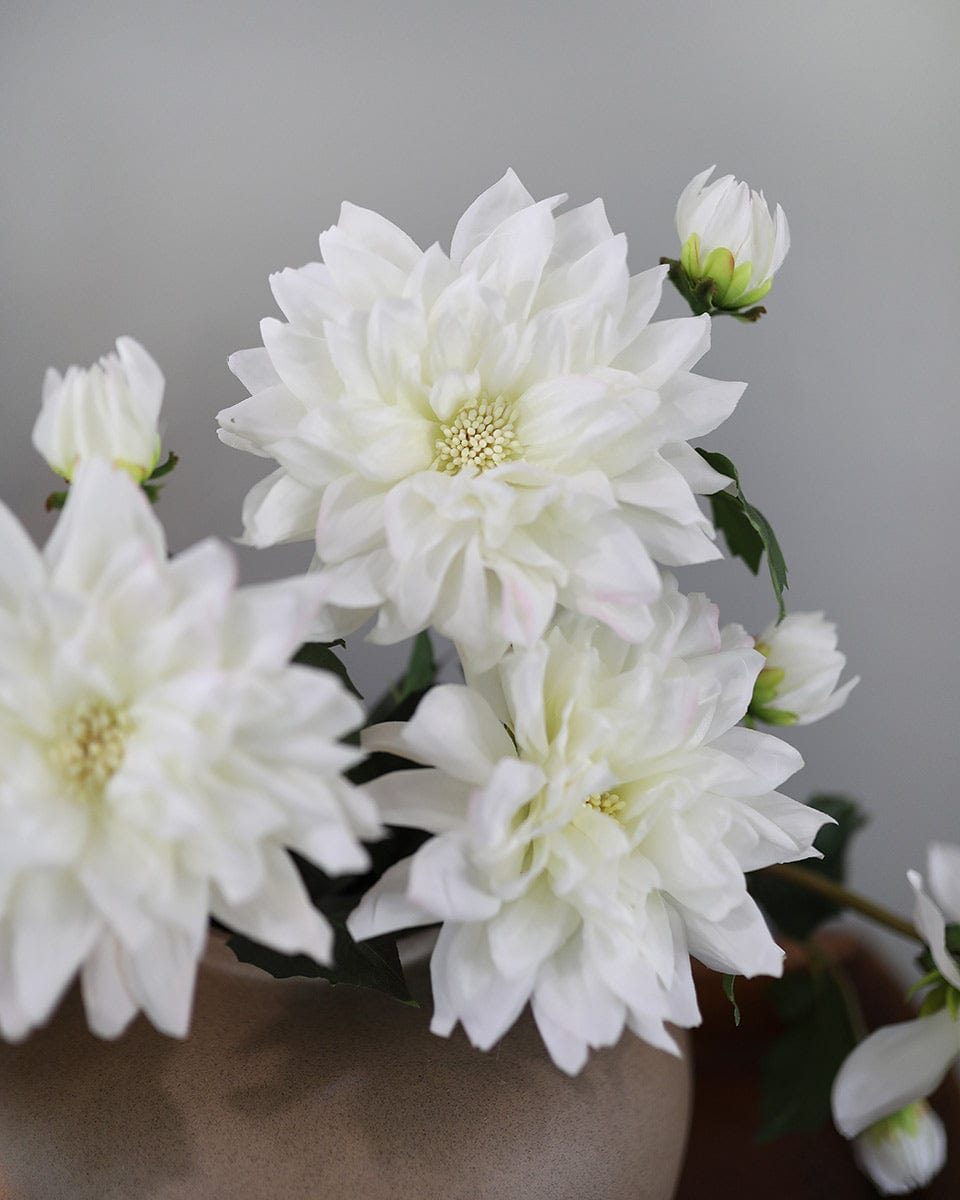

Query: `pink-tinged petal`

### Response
(832, 1011, 959, 1137)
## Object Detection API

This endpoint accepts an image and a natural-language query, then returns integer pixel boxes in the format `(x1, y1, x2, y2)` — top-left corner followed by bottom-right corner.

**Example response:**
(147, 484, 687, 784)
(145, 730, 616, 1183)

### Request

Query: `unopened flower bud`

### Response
(854, 1102, 947, 1195)
(749, 611, 858, 726)
(676, 167, 789, 311)
(32, 337, 163, 482)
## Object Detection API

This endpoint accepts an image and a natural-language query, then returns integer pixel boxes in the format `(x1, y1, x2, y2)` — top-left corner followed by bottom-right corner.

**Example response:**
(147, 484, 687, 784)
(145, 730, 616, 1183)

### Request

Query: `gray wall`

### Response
(2, 1, 958, 976)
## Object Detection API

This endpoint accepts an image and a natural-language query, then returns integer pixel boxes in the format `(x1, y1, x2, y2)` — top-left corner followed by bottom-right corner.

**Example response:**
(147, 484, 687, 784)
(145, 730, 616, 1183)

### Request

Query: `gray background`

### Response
(2, 1, 957, 977)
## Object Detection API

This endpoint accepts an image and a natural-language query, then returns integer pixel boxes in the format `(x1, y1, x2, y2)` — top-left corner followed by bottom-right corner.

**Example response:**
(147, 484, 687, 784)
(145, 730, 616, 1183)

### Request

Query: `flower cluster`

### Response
(3, 168, 869, 1125)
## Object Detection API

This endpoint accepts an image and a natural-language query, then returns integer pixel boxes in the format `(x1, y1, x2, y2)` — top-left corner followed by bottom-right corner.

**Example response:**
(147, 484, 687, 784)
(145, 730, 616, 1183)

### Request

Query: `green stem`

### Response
(765, 863, 919, 942)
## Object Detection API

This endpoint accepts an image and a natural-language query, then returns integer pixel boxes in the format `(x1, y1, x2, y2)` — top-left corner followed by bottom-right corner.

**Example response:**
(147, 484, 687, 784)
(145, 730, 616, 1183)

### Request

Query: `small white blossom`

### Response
(832, 844, 960, 1143)
(348, 578, 827, 1073)
(675, 167, 790, 309)
(32, 338, 164, 482)
(749, 611, 858, 726)
(219, 170, 746, 669)
(0, 459, 380, 1042)
(854, 1102, 947, 1196)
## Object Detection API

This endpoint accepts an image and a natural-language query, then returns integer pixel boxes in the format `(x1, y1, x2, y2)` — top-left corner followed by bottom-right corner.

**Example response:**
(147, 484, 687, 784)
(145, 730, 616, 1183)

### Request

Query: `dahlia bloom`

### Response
(0, 459, 379, 1041)
(32, 338, 164, 482)
(676, 167, 789, 310)
(832, 844, 960, 1142)
(750, 611, 858, 726)
(348, 578, 827, 1073)
(218, 170, 745, 669)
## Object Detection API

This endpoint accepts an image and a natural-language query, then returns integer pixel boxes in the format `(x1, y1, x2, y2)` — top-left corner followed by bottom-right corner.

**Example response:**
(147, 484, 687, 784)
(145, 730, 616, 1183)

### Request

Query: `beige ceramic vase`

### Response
(0, 936, 692, 1200)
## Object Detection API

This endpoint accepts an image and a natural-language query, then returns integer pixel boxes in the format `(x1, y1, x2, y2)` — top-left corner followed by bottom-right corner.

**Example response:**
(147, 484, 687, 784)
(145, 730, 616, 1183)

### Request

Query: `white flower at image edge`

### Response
(218, 170, 745, 669)
(750, 611, 859, 727)
(853, 1102, 947, 1196)
(32, 337, 164, 482)
(0, 460, 380, 1042)
(348, 578, 829, 1073)
(832, 843, 960, 1159)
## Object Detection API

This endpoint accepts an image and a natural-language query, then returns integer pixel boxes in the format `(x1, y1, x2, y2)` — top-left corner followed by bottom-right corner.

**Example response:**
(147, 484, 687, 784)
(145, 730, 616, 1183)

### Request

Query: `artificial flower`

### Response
(832, 843, 960, 1139)
(32, 337, 164, 482)
(853, 1102, 947, 1196)
(348, 577, 827, 1073)
(749, 611, 858, 726)
(218, 170, 745, 669)
(0, 459, 379, 1042)
(675, 167, 789, 310)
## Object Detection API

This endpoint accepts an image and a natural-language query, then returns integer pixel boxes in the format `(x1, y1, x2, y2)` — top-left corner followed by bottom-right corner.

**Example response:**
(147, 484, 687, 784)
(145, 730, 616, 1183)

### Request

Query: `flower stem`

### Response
(765, 863, 919, 942)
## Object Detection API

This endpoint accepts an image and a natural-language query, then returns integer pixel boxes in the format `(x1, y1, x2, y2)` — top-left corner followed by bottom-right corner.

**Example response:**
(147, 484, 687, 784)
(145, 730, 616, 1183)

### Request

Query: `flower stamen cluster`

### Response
(433, 399, 522, 474)
(583, 790, 624, 818)
(49, 698, 133, 800)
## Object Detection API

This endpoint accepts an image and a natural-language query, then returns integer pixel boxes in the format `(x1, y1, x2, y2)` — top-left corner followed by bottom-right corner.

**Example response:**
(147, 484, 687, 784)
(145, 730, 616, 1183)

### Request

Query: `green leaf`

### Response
(696, 448, 788, 620)
(227, 905, 416, 1007)
(722, 973, 741, 1027)
(393, 631, 436, 704)
(758, 966, 858, 1141)
(45, 489, 68, 512)
(749, 794, 868, 940)
(146, 450, 179, 481)
(293, 640, 361, 698)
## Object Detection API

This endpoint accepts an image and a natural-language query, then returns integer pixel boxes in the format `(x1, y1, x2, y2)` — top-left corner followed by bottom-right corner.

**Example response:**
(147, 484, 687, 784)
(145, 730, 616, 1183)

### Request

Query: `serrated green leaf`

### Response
(749, 794, 868, 940)
(696, 448, 788, 620)
(293, 640, 361, 698)
(227, 906, 416, 1007)
(722, 973, 741, 1026)
(758, 966, 857, 1141)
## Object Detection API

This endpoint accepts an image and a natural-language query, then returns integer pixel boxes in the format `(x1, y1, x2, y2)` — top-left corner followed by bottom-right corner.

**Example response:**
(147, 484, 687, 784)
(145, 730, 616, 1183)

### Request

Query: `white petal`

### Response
(449, 169, 536, 265)
(909, 869, 960, 991)
(401, 685, 515, 785)
(926, 842, 960, 924)
(832, 1011, 959, 1137)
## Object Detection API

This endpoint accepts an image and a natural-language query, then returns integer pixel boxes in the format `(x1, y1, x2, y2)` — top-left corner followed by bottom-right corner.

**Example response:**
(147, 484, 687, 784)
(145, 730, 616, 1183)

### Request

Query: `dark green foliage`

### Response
(696, 449, 788, 620)
(749, 795, 867, 940)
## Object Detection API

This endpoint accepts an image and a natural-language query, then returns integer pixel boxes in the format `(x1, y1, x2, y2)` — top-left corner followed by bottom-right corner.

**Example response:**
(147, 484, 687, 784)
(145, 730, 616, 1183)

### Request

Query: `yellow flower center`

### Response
(434, 399, 522, 474)
(50, 699, 132, 799)
(584, 790, 625, 818)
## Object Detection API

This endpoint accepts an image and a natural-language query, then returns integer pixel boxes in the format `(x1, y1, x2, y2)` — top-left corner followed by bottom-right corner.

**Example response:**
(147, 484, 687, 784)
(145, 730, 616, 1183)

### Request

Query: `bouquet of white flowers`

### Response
(2, 167, 949, 1196)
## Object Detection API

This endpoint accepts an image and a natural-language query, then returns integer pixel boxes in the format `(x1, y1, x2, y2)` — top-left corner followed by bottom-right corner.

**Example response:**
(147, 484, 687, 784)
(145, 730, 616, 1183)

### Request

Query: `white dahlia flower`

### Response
(833, 843, 960, 1141)
(749, 611, 859, 726)
(348, 577, 827, 1073)
(0, 459, 379, 1042)
(218, 170, 745, 669)
(32, 337, 164, 482)
(676, 167, 790, 310)
(853, 1102, 947, 1196)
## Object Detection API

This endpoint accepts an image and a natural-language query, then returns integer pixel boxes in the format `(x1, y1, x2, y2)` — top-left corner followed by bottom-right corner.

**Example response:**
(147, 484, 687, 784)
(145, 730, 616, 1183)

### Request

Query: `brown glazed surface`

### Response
(0, 939, 692, 1200)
